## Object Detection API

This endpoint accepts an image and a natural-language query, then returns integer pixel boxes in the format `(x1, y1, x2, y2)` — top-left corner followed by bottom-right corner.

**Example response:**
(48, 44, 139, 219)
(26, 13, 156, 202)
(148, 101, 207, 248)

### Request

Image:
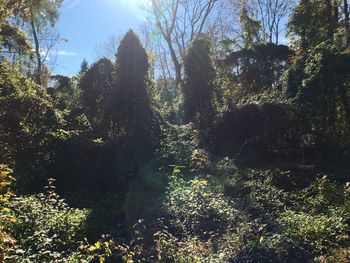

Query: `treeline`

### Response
(1, 0, 350, 191)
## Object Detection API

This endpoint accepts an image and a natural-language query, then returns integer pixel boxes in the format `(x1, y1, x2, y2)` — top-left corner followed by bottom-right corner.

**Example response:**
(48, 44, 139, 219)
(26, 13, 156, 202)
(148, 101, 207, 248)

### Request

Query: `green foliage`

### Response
(165, 168, 238, 239)
(79, 58, 115, 135)
(115, 29, 160, 166)
(5, 179, 88, 262)
(225, 43, 292, 93)
(0, 23, 32, 56)
(76, 238, 135, 263)
(0, 165, 16, 261)
(213, 100, 302, 161)
(288, 0, 337, 48)
(50, 75, 81, 110)
(183, 38, 215, 143)
(0, 61, 60, 190)
(240, 0, 262, 47)
(2, 1, 350, 262)
(115, 30, 150, 129)
(285, 0, 350, 146)
(159, 123, 198, 167)
(79, 59, 89, 75)
(279, 210, 347, 252)
(285, 43, 350, 141)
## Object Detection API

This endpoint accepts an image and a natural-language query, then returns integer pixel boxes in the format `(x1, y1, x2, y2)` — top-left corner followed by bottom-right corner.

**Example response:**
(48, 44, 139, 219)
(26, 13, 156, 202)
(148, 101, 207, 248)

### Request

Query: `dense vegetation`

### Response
(1, 0, 350, 262)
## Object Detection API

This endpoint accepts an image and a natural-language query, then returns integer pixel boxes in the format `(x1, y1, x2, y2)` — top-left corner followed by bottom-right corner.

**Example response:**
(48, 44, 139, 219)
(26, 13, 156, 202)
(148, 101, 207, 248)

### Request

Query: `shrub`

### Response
(0, 165, 16, 261)
(278, 210, 347, 253)
(165, 168, 238, 239)
(5, 179, 89, 262)
(213, 101, 302, 162)
(159, 123, 199, 167)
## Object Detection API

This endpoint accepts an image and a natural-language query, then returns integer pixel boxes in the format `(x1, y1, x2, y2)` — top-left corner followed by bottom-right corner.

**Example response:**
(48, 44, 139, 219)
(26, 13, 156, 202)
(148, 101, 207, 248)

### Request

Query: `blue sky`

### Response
(53, 0, 147, 76)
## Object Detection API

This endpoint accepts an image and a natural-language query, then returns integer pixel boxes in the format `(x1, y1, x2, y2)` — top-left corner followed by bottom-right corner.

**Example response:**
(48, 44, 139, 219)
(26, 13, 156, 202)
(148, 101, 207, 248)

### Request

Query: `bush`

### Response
(213, 101, 302, 162)
(158, 123, 199, 167)
(278, 210, 347, 253)
(165, 168, 238, 239)
(5, 179, 89, 262)
(0, 165, 16, 261)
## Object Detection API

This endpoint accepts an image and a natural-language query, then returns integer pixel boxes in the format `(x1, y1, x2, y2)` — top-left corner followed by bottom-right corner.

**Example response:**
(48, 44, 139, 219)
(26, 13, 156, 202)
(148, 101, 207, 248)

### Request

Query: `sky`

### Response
(53, 0, 148, 76)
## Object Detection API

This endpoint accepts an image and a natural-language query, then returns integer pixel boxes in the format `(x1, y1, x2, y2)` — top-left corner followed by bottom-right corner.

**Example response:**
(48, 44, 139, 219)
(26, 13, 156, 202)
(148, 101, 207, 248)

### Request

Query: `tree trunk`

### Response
(163, 35, 182, 87)
(325, 0, 335, 40)
(31, 21, 42, 85)
(344, 0, 350, 45)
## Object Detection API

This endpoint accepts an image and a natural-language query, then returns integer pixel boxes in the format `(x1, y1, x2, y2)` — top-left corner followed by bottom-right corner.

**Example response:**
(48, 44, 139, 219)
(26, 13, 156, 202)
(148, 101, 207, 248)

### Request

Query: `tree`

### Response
(183, 38, 215, 142)
(343, 0, 350, 45)
(79, 59, 89, 75)
(115, 30, 150, 127)
(225, 43, 292, 93)
(94, 32, 121, 60)
(146, 0, 218, 86)
(50, 74, 81, 110)
(0, 1, 35, 62)
(285, 0, 350, 141)
(240, 0, 262, 47)
(288, 0, 338, 49)
(0, 23, 32, 61)
(13, 0, 64, 85)
(115, 30, 159, 166)
(0, 60, 58, 188)
(253, 0, 294, 44)
(79, 58, 115, 136)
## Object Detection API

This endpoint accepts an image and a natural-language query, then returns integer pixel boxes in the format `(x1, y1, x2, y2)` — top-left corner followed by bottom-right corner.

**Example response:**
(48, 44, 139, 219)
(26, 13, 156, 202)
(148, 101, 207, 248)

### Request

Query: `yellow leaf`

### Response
(94, 241, 101, 249)
(9, 217, 17, 223)
(88, 245, 96, 252)
(0, 182, 11, 187)
(0, 171, 10, 177)
(2, 208, 10, 213)
(200, 180, 208, 185)
(259, 236, 264, 243)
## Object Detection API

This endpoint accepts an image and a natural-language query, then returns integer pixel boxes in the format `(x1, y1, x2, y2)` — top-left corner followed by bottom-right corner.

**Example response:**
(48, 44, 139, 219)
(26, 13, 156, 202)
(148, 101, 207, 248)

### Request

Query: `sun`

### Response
(106, 0, 151, 21)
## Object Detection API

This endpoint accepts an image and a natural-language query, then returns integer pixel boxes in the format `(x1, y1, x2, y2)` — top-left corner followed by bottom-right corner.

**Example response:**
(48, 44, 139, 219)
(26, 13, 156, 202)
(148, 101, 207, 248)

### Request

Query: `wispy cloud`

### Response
(56, 50, 77, 56)
(40, 49, 77, 57)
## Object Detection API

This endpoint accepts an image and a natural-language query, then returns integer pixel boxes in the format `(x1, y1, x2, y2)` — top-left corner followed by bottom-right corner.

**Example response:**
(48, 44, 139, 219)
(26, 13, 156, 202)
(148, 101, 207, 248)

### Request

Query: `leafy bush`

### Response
(165, 167, 238, 239)
(213, 101, 302, 162)
(5, 179, 89, 262)
(155, 229, 229, 263)
(278, 210, 347, 252)
(0, 165, 16, 261)
(158, 124, 198, 167)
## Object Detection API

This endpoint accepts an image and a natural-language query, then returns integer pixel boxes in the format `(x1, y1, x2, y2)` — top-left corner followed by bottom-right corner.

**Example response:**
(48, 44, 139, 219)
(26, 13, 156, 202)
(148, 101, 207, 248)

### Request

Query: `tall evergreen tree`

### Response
(79, 59, 89, 75)
(79, 58, 115, 135)
(183, 38, 215, 142)
(240, 0, 262, 48)
(115, 30, 150, 127)
(115, 30, 158, 166)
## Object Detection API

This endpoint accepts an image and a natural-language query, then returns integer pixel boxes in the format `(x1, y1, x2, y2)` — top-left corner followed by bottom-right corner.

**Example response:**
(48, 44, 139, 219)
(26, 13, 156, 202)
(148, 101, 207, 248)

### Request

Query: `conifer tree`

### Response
(240, 0, 261, 48)
(115, 30, 150, 127)
(183, 38, 215, 142)
(115, 30, 158, 166)
(79, 58, 115, 135)
(79, 59, 89, 75)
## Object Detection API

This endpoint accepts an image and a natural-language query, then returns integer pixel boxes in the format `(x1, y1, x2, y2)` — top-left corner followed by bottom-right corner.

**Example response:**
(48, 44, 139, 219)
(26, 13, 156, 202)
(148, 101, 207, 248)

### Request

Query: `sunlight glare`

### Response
(106, 0, 151, 21)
